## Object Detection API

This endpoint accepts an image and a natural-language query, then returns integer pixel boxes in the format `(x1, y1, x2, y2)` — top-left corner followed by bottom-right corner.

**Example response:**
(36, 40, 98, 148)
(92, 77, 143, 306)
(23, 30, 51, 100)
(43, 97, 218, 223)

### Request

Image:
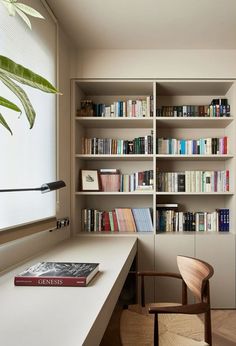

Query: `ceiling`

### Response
(47, 0, 236, 49)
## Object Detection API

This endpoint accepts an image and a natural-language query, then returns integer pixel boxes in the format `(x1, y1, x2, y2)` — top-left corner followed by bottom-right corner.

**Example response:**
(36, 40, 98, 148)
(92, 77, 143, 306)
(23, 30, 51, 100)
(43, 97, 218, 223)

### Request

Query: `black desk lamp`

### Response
(0, 180, 66, 193)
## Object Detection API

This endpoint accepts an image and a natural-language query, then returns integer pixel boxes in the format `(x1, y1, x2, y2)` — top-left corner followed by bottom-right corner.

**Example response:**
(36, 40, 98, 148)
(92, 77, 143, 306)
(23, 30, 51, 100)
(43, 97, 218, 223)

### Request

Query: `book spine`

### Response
(14, 276, 87, 287)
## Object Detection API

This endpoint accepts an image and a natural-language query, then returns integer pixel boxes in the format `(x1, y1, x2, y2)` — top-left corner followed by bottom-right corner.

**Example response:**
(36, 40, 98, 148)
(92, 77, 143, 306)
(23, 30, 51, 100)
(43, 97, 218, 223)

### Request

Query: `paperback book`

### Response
(14, 262, 99, 287)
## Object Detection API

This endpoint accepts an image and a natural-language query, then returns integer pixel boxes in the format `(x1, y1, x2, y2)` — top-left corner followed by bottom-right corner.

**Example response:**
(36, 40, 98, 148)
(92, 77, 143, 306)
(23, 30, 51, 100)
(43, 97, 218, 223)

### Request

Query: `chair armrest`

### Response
(138, 271, 182, 279)
(149, 302, 209, 315)
(138, 272, 186, 307)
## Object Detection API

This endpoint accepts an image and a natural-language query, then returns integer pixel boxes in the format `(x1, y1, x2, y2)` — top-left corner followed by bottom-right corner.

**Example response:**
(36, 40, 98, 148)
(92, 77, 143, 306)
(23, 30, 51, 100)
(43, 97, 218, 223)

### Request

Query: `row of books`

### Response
(81, 208, 153, 232)
(156, 103, 230, 118)
(88, 97, 154, 118)
(156, 207, 229, 232)
(81, 135, 153, 155)
(156, 137, 228, 155)
(156, 170, 229, 192)
(99, 169, 153, 192)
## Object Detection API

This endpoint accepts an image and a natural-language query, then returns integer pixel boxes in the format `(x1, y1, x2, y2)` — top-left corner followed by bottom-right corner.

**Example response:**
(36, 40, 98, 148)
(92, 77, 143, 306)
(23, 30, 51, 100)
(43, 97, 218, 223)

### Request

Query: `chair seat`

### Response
(120, 303, 209, 346)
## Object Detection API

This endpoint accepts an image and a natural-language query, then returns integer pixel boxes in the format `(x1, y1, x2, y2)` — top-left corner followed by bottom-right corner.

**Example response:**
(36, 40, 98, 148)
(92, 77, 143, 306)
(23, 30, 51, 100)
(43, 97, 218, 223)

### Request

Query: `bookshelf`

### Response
(71, 79, 235, 307)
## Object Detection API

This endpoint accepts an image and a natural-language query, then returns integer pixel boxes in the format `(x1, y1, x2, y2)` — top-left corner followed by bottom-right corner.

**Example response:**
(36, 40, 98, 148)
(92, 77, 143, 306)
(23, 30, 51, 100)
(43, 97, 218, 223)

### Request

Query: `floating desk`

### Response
(0, 235, 137, 346)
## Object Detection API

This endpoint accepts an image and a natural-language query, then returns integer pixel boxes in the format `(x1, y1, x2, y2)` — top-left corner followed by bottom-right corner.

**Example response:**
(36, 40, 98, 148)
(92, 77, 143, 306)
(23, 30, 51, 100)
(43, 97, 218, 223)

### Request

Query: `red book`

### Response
(223, 136, 227, 154)
(138, 172, 144, 186)
(14, 262, 99, 287)
(226, 170, 229, 191)
(112, 210, 119, 232)
(103, 211, 111, 231)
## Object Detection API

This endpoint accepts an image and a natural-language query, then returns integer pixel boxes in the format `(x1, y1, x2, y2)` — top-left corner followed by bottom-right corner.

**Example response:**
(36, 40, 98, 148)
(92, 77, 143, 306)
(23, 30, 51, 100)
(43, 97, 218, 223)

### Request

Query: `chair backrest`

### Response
(177, 255, 214, 302)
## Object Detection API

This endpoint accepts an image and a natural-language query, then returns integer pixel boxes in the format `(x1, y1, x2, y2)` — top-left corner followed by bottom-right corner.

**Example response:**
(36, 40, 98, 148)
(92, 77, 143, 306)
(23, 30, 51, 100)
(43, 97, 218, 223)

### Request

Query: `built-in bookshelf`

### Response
(72, 81, 155, 234)
(72, 80, 235, 234)
(71, 79, 236, 307)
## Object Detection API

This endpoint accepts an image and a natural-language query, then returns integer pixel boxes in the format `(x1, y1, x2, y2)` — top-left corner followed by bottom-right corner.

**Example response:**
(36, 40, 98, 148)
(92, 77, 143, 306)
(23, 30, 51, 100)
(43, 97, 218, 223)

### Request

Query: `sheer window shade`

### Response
(0, 1, 57, 230)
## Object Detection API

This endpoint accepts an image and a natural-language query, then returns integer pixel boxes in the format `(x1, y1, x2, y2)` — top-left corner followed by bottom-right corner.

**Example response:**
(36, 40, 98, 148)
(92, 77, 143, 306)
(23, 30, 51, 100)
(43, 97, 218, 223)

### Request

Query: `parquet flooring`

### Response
(211, 310, 236, 345)
(100, 307, 236, 346)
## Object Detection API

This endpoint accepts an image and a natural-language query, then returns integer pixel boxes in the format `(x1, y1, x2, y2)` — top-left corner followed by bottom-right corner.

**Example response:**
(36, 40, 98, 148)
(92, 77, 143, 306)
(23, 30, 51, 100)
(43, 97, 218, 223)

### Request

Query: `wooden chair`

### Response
(120, 255, 214, 346)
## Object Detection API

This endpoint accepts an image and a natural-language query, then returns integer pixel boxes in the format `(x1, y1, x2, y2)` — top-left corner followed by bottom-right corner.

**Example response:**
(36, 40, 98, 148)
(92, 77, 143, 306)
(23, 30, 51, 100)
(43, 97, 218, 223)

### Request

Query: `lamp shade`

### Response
(41, 180, 66, 193)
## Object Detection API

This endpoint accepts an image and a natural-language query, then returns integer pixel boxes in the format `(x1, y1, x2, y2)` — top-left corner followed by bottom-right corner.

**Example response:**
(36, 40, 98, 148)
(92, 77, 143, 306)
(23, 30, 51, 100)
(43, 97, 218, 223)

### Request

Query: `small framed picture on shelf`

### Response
(81, 170, 100, 191)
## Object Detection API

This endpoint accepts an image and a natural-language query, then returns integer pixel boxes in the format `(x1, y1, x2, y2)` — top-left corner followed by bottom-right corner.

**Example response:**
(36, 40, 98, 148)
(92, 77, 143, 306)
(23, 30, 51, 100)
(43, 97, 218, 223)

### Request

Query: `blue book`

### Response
(169, 139, 172, 154)
(132, 208, 153, 232)
(180, 139, 186, 154)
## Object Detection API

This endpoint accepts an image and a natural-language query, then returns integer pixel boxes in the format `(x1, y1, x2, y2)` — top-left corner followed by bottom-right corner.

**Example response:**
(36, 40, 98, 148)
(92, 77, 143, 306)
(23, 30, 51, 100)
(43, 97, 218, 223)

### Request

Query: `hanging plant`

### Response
(0, 1, 60, 134)
(1, 0, 44, 29)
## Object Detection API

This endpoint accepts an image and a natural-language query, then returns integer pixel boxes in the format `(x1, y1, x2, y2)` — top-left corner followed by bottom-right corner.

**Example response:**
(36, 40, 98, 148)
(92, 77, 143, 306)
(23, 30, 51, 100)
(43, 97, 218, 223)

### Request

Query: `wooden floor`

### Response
(100, 307, 236, 346)
(211, 310, 236, 346)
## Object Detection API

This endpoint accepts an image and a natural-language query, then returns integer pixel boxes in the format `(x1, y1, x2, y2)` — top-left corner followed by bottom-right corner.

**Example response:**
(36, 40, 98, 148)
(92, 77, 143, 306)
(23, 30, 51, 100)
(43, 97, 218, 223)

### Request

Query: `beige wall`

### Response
(73, 49, 236, 79)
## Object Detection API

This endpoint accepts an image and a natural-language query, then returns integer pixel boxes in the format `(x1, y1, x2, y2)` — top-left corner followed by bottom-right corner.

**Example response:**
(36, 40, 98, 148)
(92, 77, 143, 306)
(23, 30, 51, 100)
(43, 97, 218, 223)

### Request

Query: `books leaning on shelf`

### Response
(156, 136, 228, 155)
(77, 97, 154, 118)
(99, 169, 120, 192)
(156, 99, 230, 117)
(14, 262, 99, 287)
(156, 170, 229, 192)
(99, 169, 153, 192)
(156, 208, 229, 232)
(81, 208, 153, 232)
(81, 132, 153, 155)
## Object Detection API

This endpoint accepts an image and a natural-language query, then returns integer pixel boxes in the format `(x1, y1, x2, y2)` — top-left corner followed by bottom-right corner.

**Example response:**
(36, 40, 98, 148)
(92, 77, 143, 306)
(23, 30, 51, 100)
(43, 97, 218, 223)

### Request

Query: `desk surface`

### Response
(0, 235, 137, 346)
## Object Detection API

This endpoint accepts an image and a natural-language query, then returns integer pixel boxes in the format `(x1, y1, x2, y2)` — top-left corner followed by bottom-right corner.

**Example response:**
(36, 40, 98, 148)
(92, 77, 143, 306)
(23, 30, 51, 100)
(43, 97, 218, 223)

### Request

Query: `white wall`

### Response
(73, 49, 236, 79)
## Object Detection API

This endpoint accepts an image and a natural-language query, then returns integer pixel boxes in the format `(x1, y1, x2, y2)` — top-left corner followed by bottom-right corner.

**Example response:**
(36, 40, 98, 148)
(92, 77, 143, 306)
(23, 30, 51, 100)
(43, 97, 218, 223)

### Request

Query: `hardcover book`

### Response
(14, 262, 99, 287)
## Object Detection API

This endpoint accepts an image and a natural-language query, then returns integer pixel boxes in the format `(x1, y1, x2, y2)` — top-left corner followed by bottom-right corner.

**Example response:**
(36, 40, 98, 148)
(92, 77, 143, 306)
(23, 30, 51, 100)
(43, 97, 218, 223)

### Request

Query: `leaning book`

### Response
(14, 262, 99, 287)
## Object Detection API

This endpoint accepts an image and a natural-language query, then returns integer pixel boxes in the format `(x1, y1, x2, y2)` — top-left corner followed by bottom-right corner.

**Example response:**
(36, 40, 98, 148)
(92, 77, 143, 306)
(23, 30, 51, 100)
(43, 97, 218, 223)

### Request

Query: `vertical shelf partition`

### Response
(154, 80, 236, 307)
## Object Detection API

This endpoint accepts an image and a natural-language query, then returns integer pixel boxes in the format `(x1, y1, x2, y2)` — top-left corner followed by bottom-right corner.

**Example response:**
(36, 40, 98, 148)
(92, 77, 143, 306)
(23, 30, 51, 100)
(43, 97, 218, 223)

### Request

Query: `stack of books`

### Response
(156, 99, 230, 117)
(156, 136, 228, 155)
(81, 207, 153, 232)
(91, 97, 154, 117)
(81, 133, 153, 155)
(156, 170, 229, 192)
(156, 205, 229, 232)
(99, 169, 153, 192)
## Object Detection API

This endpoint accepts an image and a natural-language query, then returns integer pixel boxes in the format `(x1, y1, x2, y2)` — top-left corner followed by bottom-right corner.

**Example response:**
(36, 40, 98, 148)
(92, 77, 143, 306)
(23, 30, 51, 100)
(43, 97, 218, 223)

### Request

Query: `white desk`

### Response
(0, 235, 137, 346)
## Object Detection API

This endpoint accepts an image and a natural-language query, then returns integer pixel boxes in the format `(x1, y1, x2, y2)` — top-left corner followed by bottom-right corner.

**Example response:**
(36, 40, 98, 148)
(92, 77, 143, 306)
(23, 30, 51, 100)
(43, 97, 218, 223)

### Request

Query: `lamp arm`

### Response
(0, 181, 66, 193)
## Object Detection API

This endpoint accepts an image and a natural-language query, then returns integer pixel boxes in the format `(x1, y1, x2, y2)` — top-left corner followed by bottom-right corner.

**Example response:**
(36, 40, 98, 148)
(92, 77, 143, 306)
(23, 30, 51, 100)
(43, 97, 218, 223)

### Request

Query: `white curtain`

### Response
(0, 0, 57, 229)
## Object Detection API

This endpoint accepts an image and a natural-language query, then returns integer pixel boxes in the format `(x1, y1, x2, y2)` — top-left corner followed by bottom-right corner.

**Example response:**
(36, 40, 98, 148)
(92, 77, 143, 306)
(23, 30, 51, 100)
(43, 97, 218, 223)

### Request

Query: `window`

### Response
(0, 1, 57, 231)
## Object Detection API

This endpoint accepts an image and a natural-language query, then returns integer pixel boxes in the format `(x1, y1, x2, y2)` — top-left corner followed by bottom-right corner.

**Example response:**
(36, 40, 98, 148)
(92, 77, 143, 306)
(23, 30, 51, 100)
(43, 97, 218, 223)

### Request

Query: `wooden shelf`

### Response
(75, 154, 153, 161)
(76, 117, 153, 128)
(156, 81, 234, 96)
(156, 192, 233, 195)
(78, 232, 153, 235)
(156, 154, 233, 161)
(156, 117, 234, 128)
(74, 80, 153, 95)
(156, 231, 233, 235)
(76, 191, 153, 195)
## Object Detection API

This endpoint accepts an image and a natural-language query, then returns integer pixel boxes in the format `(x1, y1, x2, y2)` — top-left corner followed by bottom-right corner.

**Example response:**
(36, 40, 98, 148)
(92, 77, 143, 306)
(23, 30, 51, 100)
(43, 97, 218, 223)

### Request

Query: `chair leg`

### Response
(204, 310, 212, 346)
(154, 314, 159, 346)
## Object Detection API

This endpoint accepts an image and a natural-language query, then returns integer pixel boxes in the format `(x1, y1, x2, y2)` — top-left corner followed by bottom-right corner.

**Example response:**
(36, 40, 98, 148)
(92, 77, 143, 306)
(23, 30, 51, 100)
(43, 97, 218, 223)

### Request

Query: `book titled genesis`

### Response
(14, 262, 99, 287)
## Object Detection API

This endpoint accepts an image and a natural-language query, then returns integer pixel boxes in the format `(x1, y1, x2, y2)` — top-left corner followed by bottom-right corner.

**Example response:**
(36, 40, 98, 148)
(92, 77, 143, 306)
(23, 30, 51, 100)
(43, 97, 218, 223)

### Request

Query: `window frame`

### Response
(0, 0, 60, 244)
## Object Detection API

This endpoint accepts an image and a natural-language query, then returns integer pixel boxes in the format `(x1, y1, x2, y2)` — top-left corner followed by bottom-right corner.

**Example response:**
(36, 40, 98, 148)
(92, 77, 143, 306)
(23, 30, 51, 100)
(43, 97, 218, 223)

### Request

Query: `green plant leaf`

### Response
(0, 72, 35, 128)
(0, 113, 13, 135)
(1, 1, 16, 16)
(15, 7, 32, 29)
(15, 3, 44, 18)
(0, 96, 21, 112)
(0, 55, 60, 94)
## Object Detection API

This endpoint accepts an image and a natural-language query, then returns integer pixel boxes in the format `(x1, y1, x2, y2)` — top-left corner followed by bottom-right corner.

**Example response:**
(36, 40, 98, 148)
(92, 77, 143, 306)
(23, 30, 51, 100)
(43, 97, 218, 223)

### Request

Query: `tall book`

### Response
(115, 208, 136, 232)
(14, 262, 99, 287)
(99, 169, 120, 192)
(132, 208, 153, 232)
